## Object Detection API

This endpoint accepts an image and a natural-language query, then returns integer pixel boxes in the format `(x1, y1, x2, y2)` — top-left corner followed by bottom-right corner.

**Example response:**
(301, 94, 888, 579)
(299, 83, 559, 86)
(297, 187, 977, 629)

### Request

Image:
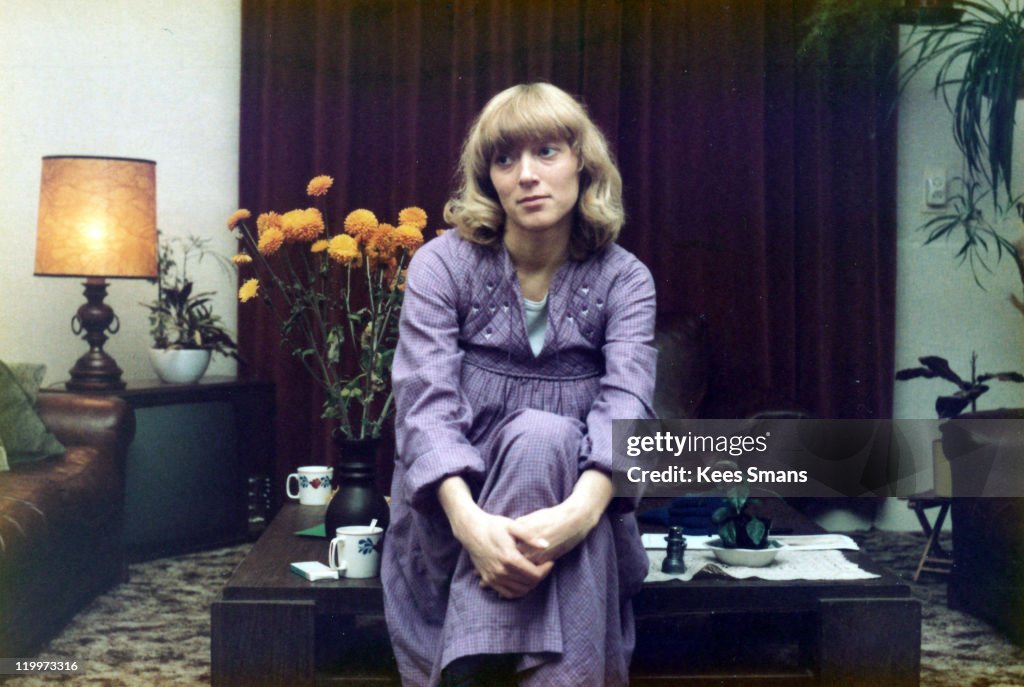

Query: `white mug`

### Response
(329, 525, 384, 578)
(286, 466, 334, 506)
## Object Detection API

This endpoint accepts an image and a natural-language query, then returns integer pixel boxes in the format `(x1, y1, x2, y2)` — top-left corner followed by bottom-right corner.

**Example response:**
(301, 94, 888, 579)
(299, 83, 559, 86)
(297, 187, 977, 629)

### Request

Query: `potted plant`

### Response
(898, 353, 1024, 645)
(142, 234, 239, 384)
(896, 352, 1023, 494)
(229, 183, 424, 443)
(708, 484, 784, 567)
(895, 352, 1024, 417)
(228, 175, 427, 532)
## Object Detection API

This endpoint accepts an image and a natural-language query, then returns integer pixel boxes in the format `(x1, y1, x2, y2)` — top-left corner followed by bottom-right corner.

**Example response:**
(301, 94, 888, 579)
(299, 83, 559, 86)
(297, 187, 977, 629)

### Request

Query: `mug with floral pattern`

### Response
(329, 525, 384, 578)
(286, 466, 334, 506)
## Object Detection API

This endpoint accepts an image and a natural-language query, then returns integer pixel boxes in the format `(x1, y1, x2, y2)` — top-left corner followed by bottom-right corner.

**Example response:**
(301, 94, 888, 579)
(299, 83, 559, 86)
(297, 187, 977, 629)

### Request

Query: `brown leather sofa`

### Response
(0, 392, 135, 657)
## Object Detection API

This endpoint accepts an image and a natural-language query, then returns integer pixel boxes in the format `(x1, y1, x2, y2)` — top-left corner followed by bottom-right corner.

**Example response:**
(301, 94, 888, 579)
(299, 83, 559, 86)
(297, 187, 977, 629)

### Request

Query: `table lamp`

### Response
(34, 155, 158, 391)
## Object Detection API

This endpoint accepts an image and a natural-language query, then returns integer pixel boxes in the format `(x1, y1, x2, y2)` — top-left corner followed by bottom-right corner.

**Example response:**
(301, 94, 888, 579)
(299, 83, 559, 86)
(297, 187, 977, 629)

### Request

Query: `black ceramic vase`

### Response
(324, 437, 391, 534)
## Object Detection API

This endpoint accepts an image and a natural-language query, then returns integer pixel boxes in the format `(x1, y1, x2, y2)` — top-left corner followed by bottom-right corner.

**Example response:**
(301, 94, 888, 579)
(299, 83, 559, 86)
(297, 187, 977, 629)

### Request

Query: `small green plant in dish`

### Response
(711, 484, 775, 550)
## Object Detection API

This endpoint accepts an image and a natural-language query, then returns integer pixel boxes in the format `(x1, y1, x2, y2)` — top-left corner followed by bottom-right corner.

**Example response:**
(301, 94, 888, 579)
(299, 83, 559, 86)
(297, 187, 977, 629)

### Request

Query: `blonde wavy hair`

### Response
(443, 83, 625, 259)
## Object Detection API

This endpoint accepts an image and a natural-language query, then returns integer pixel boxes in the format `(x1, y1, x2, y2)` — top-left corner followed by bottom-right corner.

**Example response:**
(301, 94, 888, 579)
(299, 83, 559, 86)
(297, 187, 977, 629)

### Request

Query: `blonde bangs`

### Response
(479, 99, 579, 158)
(470, 85, 586, 176)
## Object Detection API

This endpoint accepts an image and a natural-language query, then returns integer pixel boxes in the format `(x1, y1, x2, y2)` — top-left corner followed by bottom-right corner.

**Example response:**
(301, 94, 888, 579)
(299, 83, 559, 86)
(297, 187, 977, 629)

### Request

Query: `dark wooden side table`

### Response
(212, 504, 394, 687)
(212, 502, 920, 687)
(46, 376, 275, 559)
(902, 490, 953, 582)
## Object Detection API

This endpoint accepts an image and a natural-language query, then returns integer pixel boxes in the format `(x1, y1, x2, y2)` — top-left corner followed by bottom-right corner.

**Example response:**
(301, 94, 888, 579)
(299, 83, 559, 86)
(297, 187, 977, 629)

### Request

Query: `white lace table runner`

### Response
(644, 549, 880, 583)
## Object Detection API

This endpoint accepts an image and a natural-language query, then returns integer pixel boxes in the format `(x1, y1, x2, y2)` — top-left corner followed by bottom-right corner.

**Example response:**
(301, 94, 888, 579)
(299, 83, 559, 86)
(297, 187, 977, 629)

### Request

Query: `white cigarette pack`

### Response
(290, 561, 339, 581)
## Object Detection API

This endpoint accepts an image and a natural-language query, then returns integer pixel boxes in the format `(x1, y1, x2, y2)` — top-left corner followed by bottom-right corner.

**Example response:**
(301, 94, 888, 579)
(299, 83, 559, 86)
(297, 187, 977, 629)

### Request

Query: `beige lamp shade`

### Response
(34, 156, 158, 278)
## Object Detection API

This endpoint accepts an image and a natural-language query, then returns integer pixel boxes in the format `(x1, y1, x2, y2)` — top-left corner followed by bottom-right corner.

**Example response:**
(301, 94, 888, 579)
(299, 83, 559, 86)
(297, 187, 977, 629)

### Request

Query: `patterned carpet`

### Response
(854, 532, 1024, 687)
(6, 546, 249, 687)
(7, 531, 1024, 686)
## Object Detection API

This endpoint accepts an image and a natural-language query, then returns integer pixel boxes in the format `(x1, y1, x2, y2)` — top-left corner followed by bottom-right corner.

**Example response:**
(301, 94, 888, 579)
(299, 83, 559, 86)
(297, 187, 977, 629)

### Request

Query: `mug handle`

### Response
(286, 473, 300, 499)
(329, 537, 348, 575)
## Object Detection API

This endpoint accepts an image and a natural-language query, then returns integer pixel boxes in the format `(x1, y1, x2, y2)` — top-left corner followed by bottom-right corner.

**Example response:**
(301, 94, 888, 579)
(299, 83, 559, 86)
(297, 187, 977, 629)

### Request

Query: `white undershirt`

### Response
(523, 294, 549, 357)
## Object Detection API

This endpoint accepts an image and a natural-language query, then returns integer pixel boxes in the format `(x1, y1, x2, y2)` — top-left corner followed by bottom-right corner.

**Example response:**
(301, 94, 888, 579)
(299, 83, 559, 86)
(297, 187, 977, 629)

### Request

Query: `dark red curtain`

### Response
(239, 0, 897, 488)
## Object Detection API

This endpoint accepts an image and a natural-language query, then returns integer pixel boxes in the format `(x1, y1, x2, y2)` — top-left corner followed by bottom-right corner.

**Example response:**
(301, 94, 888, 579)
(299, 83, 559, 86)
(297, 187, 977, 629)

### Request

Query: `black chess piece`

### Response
(661, 525, 687, 574)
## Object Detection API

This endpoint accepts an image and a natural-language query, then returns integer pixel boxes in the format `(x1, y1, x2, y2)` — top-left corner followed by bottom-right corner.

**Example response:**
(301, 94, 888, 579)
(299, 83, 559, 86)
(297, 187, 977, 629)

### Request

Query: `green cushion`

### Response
(8, 362, 46, 401)
(0, 361, 64, 466)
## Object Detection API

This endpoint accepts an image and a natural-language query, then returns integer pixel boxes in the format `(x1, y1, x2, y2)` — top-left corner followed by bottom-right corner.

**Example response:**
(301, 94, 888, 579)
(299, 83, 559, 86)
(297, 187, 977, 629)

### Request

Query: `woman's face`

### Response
(489, 139, 580, 237)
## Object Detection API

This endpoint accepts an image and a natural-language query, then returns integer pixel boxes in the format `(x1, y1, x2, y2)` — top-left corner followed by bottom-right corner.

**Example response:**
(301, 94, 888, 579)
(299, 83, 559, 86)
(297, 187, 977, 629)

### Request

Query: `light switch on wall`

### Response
(924, 165, 947, 208)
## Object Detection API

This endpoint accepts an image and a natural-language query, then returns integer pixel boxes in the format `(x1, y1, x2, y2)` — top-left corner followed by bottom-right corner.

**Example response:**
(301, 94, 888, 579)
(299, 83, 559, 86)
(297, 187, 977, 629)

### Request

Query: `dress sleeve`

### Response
(391, 241, 486, 511)
(579, 255, 658, 489)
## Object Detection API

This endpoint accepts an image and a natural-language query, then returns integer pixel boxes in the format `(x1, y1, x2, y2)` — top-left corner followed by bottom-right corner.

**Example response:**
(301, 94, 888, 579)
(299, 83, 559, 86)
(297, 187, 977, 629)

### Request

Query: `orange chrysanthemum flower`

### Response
(258, 227, 285, 256)
(364, 223, 397, 267)
(344, 209, 378, 241)
(307, 175, 334, 197)
(231, 253, 253, 265)
(327, 234, 362, 266)
(227, 209, 251, 230)
(257, 211, 283, 237)
(393, 224, 424, 252)
(397, 206, 428, 230)
(435, 228, 447, 237)
(281, 208, 325, 243)
(310, 240, 330, 253)
(238, 278, 260, 303)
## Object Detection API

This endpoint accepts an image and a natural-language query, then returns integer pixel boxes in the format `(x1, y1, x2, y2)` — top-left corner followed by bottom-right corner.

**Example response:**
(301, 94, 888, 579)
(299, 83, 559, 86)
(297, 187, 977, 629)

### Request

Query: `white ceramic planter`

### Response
(149, 348, 212, 384)
(707, 539, 785, 567)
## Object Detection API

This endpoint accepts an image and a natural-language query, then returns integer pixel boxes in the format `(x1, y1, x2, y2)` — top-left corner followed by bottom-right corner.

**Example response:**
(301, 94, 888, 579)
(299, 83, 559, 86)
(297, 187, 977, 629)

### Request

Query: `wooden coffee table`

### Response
(211, 503, 919, 687)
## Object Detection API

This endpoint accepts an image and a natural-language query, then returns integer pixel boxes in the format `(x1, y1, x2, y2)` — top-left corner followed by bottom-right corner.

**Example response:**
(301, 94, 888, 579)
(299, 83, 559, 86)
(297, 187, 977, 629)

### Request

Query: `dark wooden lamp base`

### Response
(66, 278, 126, 391)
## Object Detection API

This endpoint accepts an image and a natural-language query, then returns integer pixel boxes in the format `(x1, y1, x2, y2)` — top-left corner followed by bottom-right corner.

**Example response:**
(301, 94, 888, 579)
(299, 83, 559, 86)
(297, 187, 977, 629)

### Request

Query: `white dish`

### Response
(707, 538, 784, 567)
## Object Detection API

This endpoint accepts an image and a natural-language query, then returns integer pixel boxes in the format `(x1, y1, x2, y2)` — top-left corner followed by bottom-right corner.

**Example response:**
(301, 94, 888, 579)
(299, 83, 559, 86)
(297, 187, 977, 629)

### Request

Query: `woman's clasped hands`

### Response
(460, 511, 553, 599)
(440, 471, 613, 600)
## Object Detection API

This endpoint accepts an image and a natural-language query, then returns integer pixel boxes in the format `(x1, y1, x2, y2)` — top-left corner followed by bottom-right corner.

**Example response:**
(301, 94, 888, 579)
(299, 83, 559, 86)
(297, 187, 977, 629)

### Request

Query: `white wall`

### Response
(0, 0, 241, 384)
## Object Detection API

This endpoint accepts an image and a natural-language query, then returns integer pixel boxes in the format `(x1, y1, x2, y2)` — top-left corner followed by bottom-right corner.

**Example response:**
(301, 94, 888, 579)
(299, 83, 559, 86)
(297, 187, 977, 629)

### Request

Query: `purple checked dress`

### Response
(382, 229, 657, 686)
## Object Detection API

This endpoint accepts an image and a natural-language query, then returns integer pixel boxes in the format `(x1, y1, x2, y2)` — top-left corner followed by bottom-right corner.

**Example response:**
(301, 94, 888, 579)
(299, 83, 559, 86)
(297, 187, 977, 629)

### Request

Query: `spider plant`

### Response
(900, 0, 1024, 205)
(895, 1, 1024, 297)
(920, 177, 1023, 289)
